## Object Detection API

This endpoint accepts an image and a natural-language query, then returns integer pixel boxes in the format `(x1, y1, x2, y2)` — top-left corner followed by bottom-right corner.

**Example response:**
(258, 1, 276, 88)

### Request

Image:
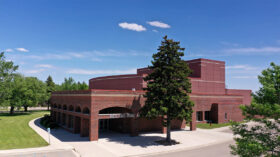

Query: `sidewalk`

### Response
(44, 125, 234, 157)
(0, 118, 78, 157)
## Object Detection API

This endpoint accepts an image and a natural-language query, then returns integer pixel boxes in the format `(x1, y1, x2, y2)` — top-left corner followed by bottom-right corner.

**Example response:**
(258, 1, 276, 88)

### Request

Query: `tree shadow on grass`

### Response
(0, 112, 31, 117)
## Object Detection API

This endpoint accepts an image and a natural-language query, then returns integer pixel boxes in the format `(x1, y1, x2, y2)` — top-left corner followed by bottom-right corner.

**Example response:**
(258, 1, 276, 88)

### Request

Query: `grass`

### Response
(0, 110, 50, 150)
(195, 122, 233, 129)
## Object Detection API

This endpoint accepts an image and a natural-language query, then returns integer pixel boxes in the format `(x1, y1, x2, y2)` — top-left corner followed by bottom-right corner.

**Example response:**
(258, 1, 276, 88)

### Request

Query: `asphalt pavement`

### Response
(147, 140, 235, 157)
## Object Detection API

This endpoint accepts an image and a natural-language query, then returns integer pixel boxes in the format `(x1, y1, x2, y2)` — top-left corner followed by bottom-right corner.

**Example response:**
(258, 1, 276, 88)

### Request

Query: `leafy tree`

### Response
(77, 81, 88, 90)
(22, 77, 48, 112)
(9, 74, 26, 114)
(0, 52, 18, 107)
(140, 36, 194, 144)
(230, 62, 280, 157)
(57, 77, 88, 91)
(46, 75, 56, 110)
(59, 77, 76, 90)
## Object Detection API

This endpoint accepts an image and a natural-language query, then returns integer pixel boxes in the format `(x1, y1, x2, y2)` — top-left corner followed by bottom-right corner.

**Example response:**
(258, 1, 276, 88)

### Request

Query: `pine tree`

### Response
(46, 75, 56, 110)
(140, 36, 194, 144)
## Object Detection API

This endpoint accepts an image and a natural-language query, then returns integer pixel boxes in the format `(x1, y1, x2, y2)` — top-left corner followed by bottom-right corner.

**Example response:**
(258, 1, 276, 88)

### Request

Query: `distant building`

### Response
(51, 58, 251, 141)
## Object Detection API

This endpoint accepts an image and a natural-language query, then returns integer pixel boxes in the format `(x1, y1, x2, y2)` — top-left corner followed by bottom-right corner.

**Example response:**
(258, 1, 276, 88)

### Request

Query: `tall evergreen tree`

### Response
(46, 75, 56, 110)
(253, 62, 280, 105)
(140, 36, 194, 144)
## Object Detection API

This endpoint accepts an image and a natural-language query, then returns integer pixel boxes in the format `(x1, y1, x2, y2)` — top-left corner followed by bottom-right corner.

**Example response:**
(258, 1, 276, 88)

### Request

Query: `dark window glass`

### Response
(225, 113, 227, 120)
(205, 111, 210, 121)
(196, 111, 203, 121)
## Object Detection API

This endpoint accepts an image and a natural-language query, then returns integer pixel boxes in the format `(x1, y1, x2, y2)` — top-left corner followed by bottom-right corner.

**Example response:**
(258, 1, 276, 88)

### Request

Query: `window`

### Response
(205, 111, 210, 121)
(196, 111, 203, 121)
(225, 113, 227, 120)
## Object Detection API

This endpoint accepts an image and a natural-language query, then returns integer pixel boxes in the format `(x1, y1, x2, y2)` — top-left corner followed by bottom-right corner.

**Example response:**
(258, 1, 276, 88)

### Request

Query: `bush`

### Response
(40, 114, 59, 129)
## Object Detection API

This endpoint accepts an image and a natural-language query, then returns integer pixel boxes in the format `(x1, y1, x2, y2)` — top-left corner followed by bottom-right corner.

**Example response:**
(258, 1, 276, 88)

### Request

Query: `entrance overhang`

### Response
(98, 113, 135, 119)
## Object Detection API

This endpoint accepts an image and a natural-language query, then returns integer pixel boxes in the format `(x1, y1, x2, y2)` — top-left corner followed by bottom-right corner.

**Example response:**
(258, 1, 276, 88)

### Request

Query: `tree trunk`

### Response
(10, 106, 14, 115)
(47, 103, 50, 111)
(166, 116, 171, 144)
(24, 106, 28, 112)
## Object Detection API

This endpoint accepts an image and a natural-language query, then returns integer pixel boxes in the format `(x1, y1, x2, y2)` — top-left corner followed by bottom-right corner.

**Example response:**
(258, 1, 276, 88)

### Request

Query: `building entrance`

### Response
(99, 119, 109, 131)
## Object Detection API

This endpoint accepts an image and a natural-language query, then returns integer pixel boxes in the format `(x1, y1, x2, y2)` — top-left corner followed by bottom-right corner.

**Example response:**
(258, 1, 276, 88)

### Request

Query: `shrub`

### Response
(40, 114, 59, 129)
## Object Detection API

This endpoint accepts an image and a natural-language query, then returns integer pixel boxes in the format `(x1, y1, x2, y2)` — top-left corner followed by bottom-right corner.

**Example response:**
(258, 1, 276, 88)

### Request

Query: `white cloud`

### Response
(67, 68, 137, 75)
(6, 49, 149, 64)
(147, 21, 171, 28)
(90, 49, 150, 57)
(16, 48, 29, 52)
(91, 58, 102, 62)
(232, 76, 258, 79)
(28, 54, 71, 60)
(5, 48, 13, 52)
(35, 64, 54, 68)
(226, 65, 257, 71)
(69, 52, 85, 58)
(224, 47, 280, 54)
(152, 29, 159, 33)
(24, 69, 45, 74)
(118, 22, 146, 32)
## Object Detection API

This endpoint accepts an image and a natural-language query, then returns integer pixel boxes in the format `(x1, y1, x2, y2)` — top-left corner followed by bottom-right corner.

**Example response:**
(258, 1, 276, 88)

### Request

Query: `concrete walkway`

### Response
(40, 124, 234, 157)
(0, 118, 78, 157)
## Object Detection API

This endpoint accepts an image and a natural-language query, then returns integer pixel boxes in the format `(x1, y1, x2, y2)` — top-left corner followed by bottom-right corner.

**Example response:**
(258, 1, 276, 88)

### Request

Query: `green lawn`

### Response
(0, 111, 50, 150)
(195, 122, 233, 129)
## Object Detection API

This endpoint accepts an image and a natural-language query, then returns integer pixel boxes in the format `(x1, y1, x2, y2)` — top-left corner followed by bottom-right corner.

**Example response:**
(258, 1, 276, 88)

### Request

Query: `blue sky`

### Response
(1, 0, 280, 92)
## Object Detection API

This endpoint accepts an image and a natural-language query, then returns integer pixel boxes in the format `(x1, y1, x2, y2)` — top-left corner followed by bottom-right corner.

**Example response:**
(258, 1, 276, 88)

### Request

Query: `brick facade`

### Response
(51, 58, 251, 141)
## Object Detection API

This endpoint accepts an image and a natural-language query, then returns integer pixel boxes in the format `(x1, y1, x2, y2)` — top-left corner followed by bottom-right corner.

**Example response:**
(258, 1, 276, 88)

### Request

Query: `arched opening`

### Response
(58, 105, 62, 109)
(82, 107, 90, 114)
(69, 105, 74, 111)
(63, 105, 67, 110)
(75, 106, 81, 113)
(98, 107, 133, 134)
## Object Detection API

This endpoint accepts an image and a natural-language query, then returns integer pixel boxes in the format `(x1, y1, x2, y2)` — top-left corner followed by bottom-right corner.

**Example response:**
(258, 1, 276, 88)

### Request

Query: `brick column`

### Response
(66, 114, 70, 128)
(130, 118, 138, 136)
(162, 117, 167, 134)
(181, 119, 186, 129)
(202, 111, 205, 122)
(89, 113, 99, 141)
(80, 118, 88, 137)
(190, 110, 196, 131)
(56, 112, 59, 123)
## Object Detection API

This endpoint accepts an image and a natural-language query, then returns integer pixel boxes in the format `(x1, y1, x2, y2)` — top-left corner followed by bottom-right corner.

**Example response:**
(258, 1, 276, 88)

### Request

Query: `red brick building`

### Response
(50, 58, 251, 141)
